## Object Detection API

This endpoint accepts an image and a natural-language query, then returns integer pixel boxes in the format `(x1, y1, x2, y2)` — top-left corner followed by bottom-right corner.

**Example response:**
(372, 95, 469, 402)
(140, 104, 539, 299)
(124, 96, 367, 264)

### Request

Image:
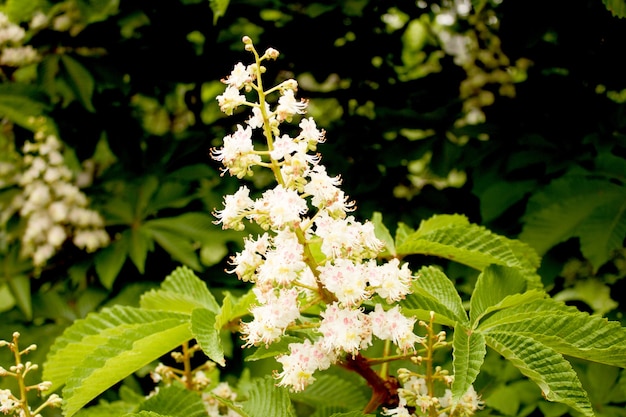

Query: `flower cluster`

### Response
(149, 345, 242, 417)
(0, 12, 40, 68)
(213, 36, 421, 392)
(6, 128, 109, 267)
(384, 374, 483, 417)
(0, 332, 63, 417)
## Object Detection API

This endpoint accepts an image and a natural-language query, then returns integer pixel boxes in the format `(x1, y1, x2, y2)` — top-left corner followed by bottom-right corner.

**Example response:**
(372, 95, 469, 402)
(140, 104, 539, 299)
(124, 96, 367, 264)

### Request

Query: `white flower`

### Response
(0, 388, 18, 414)
(30, 12, 49, 30)
(247, 103, 272, 129)
(314, 214, 383, 261)
(241, 288, 301, 347)
(275, 339, 336, 392)
(304, 165, 345, 210)
(0, 17, 25, 44)
(318, 302, 371, 355)
(73, 229, 109, 252)
(48, 201, 69, 222)
(213, 186, 254, 230)
(32, 243, 55, 266)
(276, 89, 307, 121)
(229, 233, 271, 281)
(253, 185, 307, 229)
(256, 230, 306, 287)
(298, 117, 325, 150)
(222, 62, 253, 89)
(211, 124, 261, 178)
(369, 304, 421, 353)
(0, 45, 40, 66)
(47, 225, 67, 247)
(269, 134, 298, 161)
(366, 258, 413, 302)
(216, 85, 247, 115)
(318, 259, 369, 306)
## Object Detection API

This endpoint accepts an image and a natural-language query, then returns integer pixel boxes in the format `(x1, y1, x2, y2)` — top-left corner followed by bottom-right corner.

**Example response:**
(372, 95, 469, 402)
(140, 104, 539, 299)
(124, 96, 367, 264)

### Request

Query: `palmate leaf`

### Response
(401, 266, 468, 327)
(469, 265, 545, 325)
(137, 384, 207, 417)
(485, 332, 593, 417)
(478, 298, 626, 367)
(290, 373, 370, 411)
(42, 306, 192, 417)
(191, 308, 225, 366)
(603, 0, 626, 17)
(520, 176, 626, 270)
(242, 377, 294, 417)
(451, 325, 486, 403)
(397, 214, 540, 276)
(140, 266, 219, 314)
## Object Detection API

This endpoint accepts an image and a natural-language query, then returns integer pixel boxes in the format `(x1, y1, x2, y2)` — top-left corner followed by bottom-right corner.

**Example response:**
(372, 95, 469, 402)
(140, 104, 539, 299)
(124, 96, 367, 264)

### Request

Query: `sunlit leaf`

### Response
(241, 377, 294, 417)
(469, 265, 543, 325)
(43, 306, 192, 416)
(397, 214, 540, 273)
(485, 332, 593, 417)
(191, 308, 225, 366)
(479, 298, 626, 367)
(451, 325, 486, 403)
(401, 266, 467, 327)
(140, 266, 219, 313)
(137, 384, 206, 417)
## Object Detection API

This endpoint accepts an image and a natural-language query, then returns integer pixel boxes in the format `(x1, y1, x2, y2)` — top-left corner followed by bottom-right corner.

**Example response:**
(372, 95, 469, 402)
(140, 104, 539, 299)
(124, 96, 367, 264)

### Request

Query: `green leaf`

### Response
(143, 212, 219, 243)
(76, 0, 120, 23)
(209, 0, 230, 24)
(245, 336, 303, 362)
(215, 290, 256, 330)
(394, 222, 414, 248)
(137, 384, 207, 417)
(328, 412, 375, 417)
(554, 279, 618, 316)
(140, 266, 219, 313)
(371, 212, 395, 257)
(127, 227, 152, 274)
(0, 84, 51, 130)
(43, 306, 192, 416)
(485, 332, 593, 417)
(60, 55, 96, 112)
(469, 265, 541, 325)
(242, 377, 294, 417)
(7, 274, 32, 320)
(603, 0, 626, 17)
(520, 176, 626, 270)
(397, 214, 540, 273)
(74, 399, 136, 417)
(94, 238, 129, 289)
(3, 0, 46, 22)
(290, 373, 370, 410)
(145, 225, 202, 270)
(479, 298, 626, 367)
(401, 266, 468, 327)
(191, 308, 225, 366)
(451, 325, 486, 403)
(124, 412, 173, 417)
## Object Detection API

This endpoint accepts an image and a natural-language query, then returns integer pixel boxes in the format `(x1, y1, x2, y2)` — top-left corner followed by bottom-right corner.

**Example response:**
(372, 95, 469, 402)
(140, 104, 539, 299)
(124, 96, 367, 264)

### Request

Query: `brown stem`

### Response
(341, 353, 399, 414)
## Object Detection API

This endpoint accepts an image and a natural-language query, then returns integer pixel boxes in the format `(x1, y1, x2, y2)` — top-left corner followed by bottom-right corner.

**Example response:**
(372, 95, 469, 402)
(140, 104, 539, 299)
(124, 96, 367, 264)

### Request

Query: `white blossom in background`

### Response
(0, 12, 41, 67)
(12, 130, 109, 267)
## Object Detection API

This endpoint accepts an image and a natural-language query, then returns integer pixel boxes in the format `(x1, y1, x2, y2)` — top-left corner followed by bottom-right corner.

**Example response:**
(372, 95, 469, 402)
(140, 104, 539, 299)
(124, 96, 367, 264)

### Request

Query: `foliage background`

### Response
(1, 0, 625, 416)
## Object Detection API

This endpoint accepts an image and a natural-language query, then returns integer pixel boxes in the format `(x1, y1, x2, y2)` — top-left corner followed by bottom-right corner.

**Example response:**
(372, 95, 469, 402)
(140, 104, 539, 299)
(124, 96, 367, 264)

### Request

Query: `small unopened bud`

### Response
(242, 36, 252, 45)
(265, 47, 279, 60)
